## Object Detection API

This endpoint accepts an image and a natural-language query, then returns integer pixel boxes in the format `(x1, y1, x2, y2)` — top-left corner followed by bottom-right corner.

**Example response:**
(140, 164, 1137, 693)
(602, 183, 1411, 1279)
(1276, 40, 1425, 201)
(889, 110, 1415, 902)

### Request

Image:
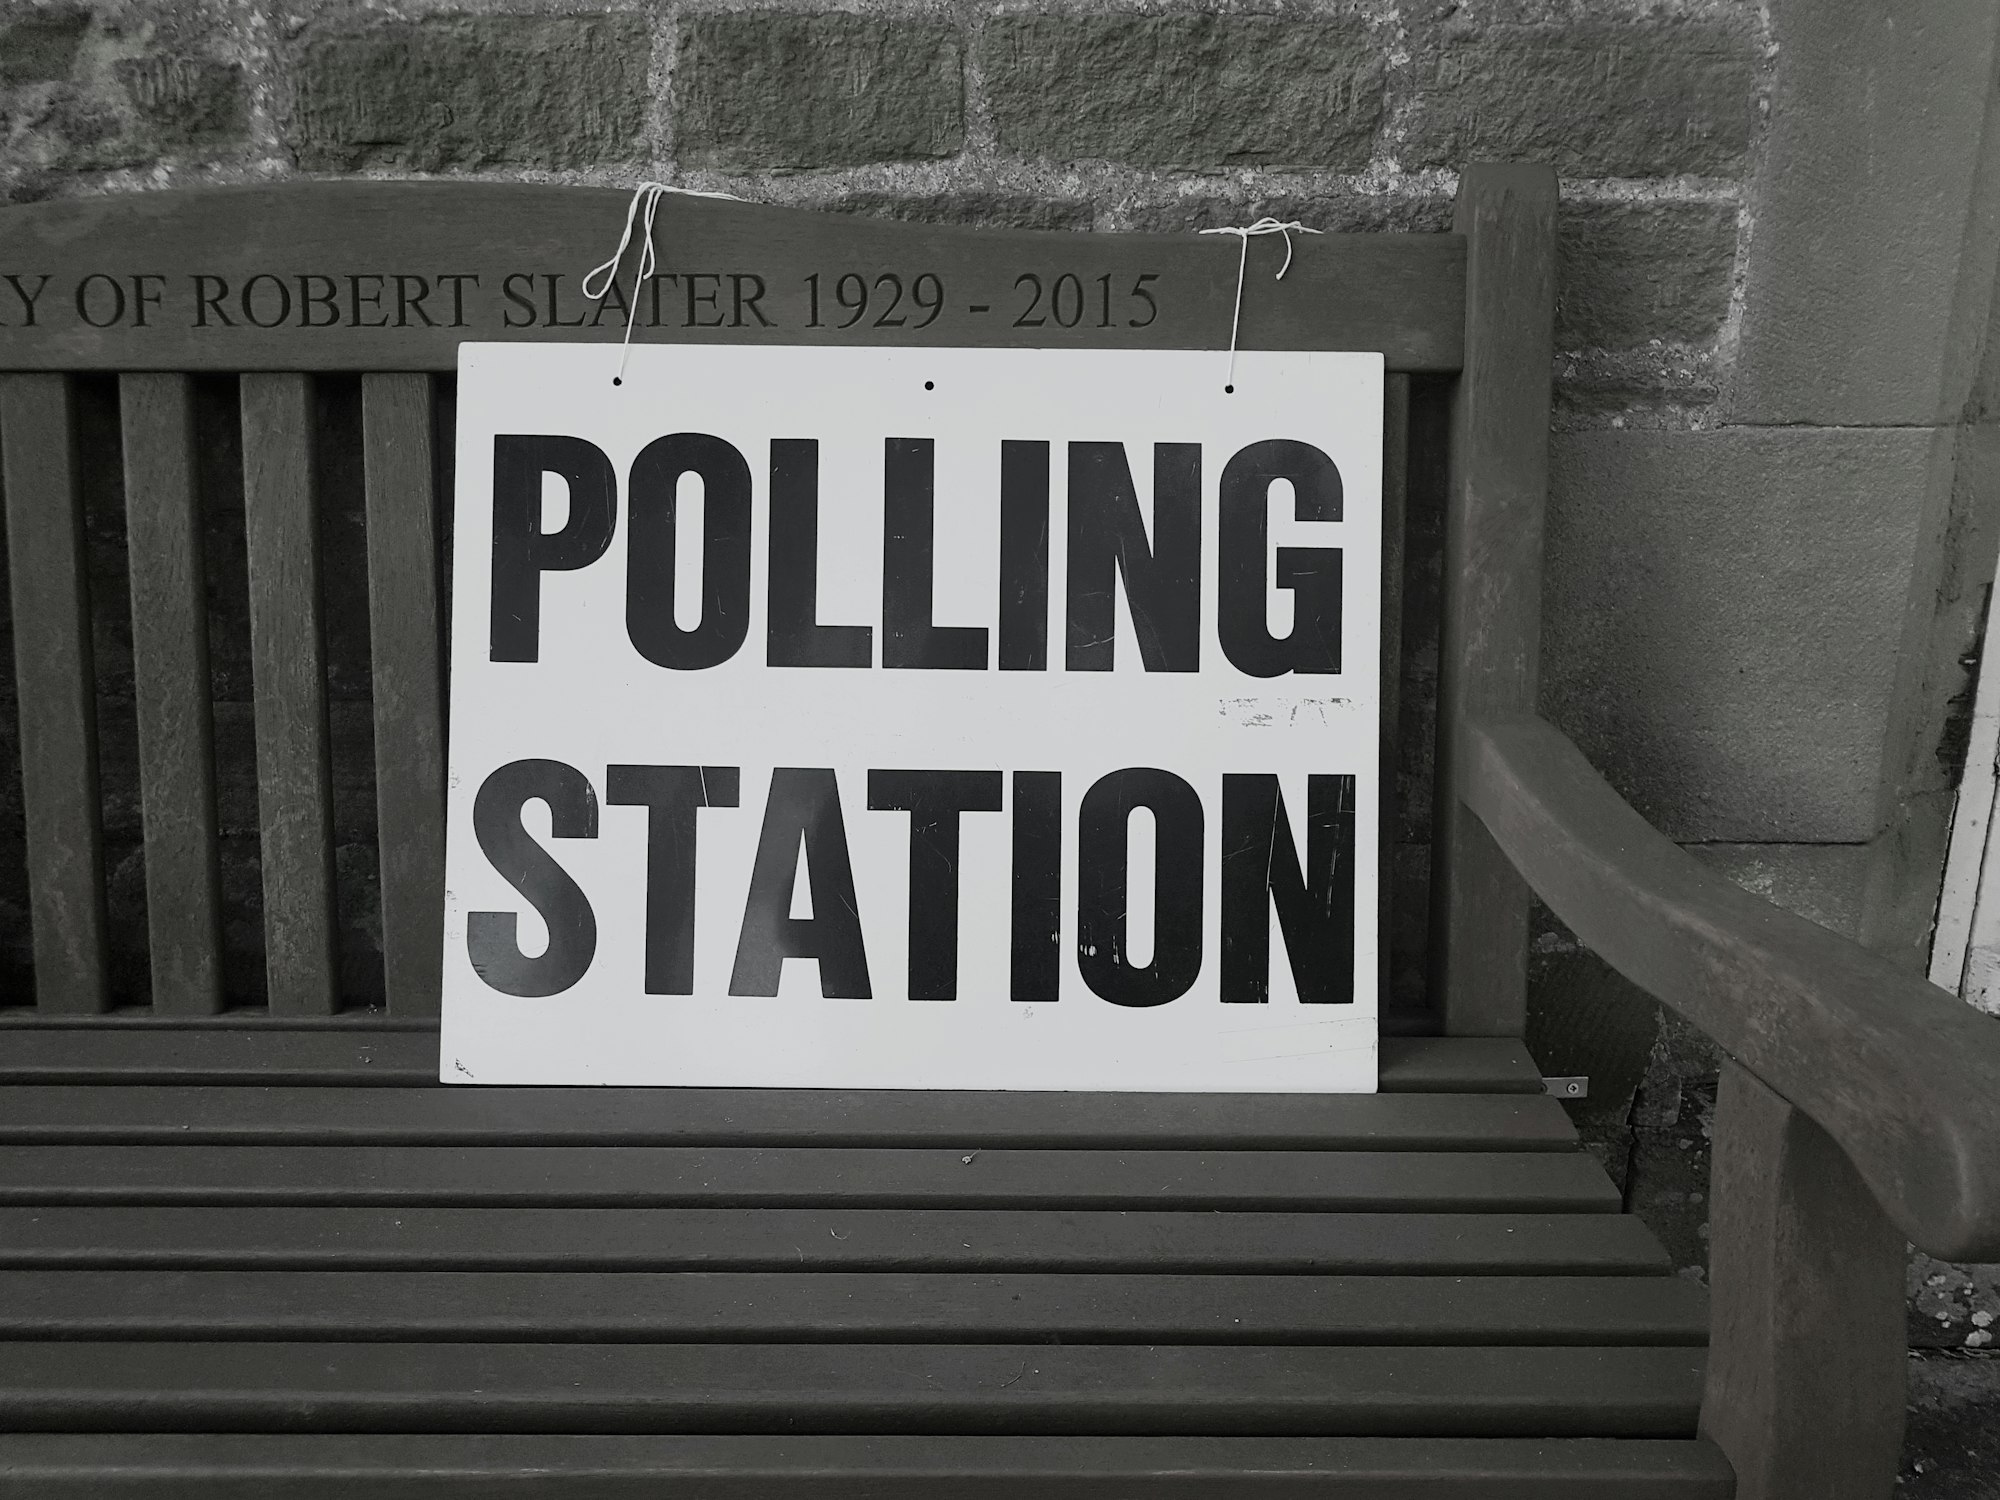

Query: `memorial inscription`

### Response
(0, 267, 1171, 335)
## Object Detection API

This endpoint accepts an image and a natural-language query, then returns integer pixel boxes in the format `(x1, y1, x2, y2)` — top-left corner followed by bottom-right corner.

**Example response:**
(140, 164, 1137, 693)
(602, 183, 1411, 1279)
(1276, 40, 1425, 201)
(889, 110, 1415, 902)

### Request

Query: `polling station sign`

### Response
(440, 344, 1384, 1090)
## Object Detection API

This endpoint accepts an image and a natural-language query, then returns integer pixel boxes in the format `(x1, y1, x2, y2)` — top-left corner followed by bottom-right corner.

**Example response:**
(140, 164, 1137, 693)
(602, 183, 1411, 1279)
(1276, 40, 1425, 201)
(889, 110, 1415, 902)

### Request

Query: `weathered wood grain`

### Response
(0, 1206, 1675, 1274)
(0, 184, 1465, 372)
(1432, 165, 1557, 1038)
(0, 1433, 1741, 1499)
(120, 373, 223, 1014)
(0, 1339, 1705, 1436)
(0, 375, 108, 1012)
(0, 1144, 1620, 1211)
(0, 1085, 1576, 1150)
(1699, 1063, 1904, 1500)
(0, 1029, 1546, 1092)
(360, 374, 443, 1016)
(1464, 711, 2000, 1261)
(0, 1270, 1706, 1344)
(240, 374, 338, 1014)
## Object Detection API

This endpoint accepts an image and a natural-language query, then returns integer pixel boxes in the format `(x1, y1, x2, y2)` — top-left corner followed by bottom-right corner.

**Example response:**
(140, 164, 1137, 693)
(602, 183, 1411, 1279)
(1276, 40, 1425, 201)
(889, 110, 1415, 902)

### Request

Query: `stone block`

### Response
(115, 54, 243, 153)
(1400, 18, 1756, 178)
(831, 191, 1091, 233)
(676, 15, 962, 171)
(982, 15, 1383, 170)
(1556, 198, 1736, 350)
(1686, 842, 1869, 937)
(290, 14, 646, 172)
(1542, 427, 1931, 842)
(1733, 0, 2000, 425)
(1119, 192, 1450, 236)
(0, 6, 87, 84)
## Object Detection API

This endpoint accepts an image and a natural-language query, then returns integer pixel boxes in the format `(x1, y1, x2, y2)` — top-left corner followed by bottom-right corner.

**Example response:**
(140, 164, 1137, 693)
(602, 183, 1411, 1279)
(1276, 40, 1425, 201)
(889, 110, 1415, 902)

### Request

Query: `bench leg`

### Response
(1700, 1061, 1906, 1499)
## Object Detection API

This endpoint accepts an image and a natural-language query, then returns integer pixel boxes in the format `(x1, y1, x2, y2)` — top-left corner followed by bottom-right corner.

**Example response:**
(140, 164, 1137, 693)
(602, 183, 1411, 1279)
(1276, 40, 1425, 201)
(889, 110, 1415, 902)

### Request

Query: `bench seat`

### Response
(0, 1026, 1729, 1496)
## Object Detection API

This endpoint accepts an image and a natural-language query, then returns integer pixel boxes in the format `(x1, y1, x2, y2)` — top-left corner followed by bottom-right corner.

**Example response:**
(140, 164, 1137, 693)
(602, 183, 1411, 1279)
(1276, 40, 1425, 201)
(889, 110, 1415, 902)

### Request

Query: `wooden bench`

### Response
(0, 162, 1992, 1498)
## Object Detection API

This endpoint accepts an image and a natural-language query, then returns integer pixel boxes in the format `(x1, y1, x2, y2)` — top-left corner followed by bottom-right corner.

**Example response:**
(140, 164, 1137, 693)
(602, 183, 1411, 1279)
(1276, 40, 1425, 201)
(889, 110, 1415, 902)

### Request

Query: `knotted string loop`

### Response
(1197, 217, 1324, 389)
(585, 180, 745, 385)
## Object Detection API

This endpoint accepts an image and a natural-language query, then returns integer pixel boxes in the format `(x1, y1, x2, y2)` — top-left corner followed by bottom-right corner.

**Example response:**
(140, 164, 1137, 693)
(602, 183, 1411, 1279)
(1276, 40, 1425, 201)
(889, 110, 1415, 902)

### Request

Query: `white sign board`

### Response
(441, 344, 1383, 1090)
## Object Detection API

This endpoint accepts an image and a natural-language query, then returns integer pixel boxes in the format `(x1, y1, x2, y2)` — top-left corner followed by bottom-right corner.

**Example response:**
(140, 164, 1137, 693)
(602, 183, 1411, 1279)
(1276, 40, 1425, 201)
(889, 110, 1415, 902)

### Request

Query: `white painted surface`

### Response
(1930, 543, 2000, 1014)
(440, 343, 1385, 1088)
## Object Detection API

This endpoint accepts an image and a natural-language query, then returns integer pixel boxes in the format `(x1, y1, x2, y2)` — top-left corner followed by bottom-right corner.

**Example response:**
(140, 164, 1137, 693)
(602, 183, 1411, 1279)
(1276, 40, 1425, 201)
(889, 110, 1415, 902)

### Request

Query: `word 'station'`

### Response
(0, 269, 1163, 334)
(441, 344, 1385, 1091)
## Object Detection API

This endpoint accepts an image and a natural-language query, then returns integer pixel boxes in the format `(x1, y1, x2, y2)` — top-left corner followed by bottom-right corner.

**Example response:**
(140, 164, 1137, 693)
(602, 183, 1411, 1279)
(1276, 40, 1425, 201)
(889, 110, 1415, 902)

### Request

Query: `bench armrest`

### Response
(1463, 712, 2000, 1262)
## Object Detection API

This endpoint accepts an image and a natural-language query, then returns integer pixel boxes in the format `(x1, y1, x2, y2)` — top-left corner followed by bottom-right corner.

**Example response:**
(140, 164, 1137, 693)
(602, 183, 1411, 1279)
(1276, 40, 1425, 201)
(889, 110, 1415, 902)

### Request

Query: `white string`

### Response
(584, 181, 745, 385)
(1197, 217, 1323, 389)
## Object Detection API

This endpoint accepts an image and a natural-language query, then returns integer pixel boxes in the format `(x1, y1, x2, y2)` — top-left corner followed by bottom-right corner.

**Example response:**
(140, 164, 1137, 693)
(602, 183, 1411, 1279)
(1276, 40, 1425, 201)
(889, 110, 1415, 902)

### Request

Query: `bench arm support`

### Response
(1463, 712, 2000, 1263)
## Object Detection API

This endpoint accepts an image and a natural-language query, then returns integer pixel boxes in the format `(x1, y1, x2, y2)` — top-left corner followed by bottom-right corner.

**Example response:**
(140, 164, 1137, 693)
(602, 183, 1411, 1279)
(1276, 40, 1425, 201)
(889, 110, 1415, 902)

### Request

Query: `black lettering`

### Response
(489, 434, 619, 662)
(1220, 774, 1355, 1004)
(1076, 768, 1204, 1007)
(1218, 439, 1344, 677)
(74, 272, 125, 328)
(543, 273, 588, 328)
(297, 274, 339, 328)
(730, 768, 872, 998)
(606, 764, 741, 995)
(130, 273, 165, 327)
(767, 439, 871, 667)
(240, 273, 291, 329)
(192, 273, 233, 328)
(731, 272, 772, 327)
(686, 272, 724, 327)
(998, 440, 1050, 671)
(588, 278, 630, 329)
(883, 438, 988, 669)
(466, 758, 599, 996)
(645, 273, 678, 328)
(626, 432, 753, 670)
(501, 272, 536, 328)
(437, 273, 478, 327)
(348, 274, 388, 328)
(868, 769, 1003, 1000)
(1065, 442, 1201, 672)
(395, 273, 436, 327)
(4, 273, 51, 327)
(1010, 770, 1062, 1001)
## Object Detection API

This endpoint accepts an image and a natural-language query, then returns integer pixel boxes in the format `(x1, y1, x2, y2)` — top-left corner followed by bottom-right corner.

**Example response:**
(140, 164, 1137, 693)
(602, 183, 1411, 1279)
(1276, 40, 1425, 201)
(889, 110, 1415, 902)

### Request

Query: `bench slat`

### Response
(0, 1145, 1619, 1210)
(0, 374, 108, 1012)
(239, 373, 337, 1014)
(0, 1432, 1740, 1498)
(0, 1085, 1574, 1149)
(361, 374, 445, 1018)
(0, 1029, 1548, 1092)
(0, 1269, 1707, 1344)
(120, 373, 224, 1014)
(0, 1340, 1706, 1436)
(0, 1206, 1671, 1273)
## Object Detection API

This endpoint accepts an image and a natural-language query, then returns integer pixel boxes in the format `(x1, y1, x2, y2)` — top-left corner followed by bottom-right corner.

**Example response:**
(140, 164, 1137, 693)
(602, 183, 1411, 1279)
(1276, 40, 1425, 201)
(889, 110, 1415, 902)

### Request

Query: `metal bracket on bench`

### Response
(1543, 1076, 1589, 1099)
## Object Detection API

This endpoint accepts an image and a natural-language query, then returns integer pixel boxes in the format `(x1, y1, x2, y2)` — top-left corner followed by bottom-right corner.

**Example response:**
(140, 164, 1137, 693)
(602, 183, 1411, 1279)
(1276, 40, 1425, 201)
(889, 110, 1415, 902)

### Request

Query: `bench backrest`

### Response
(0, 167, 1555, 1039)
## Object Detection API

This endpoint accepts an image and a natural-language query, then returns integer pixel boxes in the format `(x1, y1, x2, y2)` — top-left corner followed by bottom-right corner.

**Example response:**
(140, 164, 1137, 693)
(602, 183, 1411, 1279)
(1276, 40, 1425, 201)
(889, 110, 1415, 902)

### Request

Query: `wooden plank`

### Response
(0, 1145, 1620, 1211)
(0, 1434, 1740, 1499)
(0, 1207, 1673, 1273)
(1431, 164, 1557, 1038)
(239, 373, 338, 1014)
(0, 1340, 1706, 1436)
(0, 1086, 1575, 1150)
(0, 185, 1466, 374)
(1465, 712, 2000, 1262)
(0, 374, 108, 1012)
(1380, 371, 1410, 1017)
(0, 1270, 1707, 1345)
(1699, 1061, 1905, 1500)
(119, 373, 223, 1014)
(361, 374, 443, 1017)
(0, 1029, 1544, 1091)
